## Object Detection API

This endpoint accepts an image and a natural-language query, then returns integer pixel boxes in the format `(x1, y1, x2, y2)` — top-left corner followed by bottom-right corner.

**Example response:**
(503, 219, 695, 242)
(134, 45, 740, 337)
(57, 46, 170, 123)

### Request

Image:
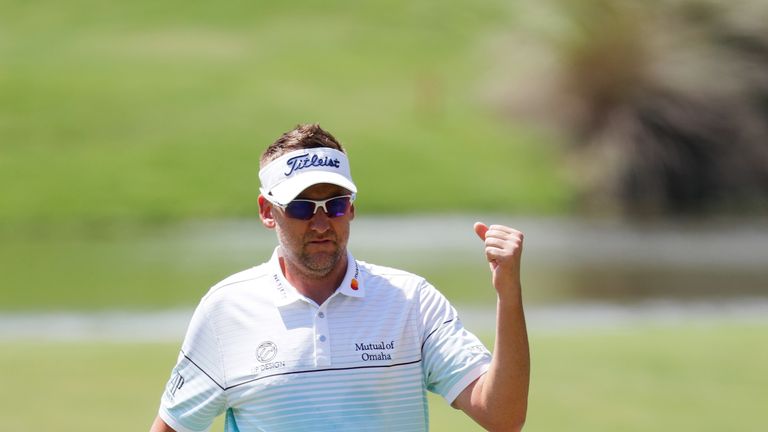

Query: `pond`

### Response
(1, 215, 766, 339)
(1, 215, 766, 308)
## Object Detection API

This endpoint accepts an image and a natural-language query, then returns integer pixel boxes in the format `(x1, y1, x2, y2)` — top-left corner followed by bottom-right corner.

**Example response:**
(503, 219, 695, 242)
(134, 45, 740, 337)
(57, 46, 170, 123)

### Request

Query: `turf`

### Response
(1, 323, 765, 431)
(0, 0, 571, 228)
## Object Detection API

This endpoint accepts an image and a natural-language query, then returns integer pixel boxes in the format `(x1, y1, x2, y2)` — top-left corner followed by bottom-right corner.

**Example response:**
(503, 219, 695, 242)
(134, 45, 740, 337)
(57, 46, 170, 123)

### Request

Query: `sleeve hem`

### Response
(444, 363, 490, 405)
(159, 407, 210, 432)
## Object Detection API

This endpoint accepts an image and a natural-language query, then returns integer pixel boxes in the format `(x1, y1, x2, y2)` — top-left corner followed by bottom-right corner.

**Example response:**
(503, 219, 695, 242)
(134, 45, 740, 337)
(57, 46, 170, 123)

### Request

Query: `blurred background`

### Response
(1, 0, 766, 431)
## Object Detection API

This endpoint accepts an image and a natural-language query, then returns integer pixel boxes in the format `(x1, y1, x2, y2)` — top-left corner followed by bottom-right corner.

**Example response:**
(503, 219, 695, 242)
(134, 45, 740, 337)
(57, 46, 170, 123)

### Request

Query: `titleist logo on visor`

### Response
(284, 153, 341, 177)
(259, 148, 355, 205)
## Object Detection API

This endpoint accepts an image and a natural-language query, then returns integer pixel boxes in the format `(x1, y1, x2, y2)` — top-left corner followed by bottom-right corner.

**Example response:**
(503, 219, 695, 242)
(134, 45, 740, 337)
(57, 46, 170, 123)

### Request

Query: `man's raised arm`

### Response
(452, 223, 530, 432)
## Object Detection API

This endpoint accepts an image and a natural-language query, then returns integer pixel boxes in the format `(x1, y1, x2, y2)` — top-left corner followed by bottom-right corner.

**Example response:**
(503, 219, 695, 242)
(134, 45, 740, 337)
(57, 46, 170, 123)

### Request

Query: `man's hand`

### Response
(473, 222, 524, 297)
(454, 223, 529, 431)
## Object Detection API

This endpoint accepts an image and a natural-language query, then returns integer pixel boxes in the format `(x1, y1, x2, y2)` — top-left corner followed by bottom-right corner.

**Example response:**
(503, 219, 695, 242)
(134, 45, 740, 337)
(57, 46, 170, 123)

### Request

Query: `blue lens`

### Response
(325, 196, 351, 217)
(284, 200, 317, 220)
(283, 196, 351, 220)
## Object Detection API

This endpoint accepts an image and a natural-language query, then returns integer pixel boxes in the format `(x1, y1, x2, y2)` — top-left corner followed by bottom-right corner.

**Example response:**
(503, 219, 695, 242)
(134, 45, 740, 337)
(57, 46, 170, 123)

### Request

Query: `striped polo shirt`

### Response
(158, 248, 491, 432)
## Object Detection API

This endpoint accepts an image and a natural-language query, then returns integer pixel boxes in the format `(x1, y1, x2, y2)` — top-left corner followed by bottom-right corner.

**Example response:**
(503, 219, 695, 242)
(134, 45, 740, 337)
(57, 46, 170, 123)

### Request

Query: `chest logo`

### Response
(355, 340, 395, 361)
(256, 341, 278, 363)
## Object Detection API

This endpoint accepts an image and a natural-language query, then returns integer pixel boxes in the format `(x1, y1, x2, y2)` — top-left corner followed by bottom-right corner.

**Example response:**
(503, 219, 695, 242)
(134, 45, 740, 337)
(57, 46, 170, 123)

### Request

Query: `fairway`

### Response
(0, 0, 570, 229)
(2, 323, 766, 431)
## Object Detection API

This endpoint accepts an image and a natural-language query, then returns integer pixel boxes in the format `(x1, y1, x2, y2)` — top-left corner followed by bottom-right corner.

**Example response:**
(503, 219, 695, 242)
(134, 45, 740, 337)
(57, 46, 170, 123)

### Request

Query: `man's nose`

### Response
(309, 208, 331, 232)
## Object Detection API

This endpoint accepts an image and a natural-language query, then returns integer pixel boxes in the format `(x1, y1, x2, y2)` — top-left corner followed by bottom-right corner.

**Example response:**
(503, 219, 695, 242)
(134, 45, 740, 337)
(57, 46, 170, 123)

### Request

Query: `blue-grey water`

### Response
(1, 216, 766, 340)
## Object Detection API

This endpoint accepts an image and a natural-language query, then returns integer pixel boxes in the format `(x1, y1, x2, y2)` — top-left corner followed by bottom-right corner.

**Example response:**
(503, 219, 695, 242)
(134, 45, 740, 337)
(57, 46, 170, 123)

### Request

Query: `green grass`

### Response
(527, 324, 768, 431)
(1, 323, 765, 431)
(0, 0, 571, 228)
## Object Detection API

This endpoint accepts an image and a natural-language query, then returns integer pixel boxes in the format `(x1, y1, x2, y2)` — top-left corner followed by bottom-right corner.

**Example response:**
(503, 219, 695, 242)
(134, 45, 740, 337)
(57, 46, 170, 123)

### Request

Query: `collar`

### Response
(268, 247, 365, 307)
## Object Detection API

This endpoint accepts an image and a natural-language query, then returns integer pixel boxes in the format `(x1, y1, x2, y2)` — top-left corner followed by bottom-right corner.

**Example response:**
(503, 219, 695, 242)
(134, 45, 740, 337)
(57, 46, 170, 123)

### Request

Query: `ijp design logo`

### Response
(256, 341, 278, 363)
(254, 341, 286, 374)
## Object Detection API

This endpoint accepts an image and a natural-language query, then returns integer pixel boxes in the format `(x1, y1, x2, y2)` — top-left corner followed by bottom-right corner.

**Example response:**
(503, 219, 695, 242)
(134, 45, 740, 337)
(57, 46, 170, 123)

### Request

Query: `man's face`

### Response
(262, 183, 355, 279)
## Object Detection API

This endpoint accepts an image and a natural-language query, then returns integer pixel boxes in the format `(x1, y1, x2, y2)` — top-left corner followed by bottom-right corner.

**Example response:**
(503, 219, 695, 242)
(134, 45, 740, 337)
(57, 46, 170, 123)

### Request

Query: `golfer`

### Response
(150, 124, 529, 432)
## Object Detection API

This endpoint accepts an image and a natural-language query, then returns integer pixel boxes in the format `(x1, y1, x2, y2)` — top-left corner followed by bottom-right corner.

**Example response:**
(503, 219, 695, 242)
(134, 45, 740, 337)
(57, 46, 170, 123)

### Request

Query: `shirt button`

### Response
(318, 312, 325, 318)
(319, 335, 327, 342)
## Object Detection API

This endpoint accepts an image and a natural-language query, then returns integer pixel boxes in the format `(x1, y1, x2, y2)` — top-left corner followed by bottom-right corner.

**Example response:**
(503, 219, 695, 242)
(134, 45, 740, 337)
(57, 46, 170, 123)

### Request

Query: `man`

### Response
(150, 124, 529, 432)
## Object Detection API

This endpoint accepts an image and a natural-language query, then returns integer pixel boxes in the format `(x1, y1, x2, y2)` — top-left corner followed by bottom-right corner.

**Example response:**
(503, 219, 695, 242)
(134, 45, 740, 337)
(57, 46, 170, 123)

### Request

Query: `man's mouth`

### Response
(307, 237, 335, 245)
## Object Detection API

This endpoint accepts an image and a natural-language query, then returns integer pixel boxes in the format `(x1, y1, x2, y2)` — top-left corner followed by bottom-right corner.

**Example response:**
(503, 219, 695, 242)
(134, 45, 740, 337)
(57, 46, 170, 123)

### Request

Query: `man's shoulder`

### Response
(202, 263, 272, 301)
(358, 260, 428, 289)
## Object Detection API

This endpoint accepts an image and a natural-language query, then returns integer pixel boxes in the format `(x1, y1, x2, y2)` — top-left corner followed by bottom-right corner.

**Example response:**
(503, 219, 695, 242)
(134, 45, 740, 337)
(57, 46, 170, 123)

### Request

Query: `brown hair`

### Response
(260, 124, 345, 167)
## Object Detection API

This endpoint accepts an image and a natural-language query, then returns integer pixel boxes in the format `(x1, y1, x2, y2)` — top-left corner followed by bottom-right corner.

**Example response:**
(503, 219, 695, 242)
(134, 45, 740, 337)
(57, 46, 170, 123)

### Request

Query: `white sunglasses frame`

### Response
(264, 194, 356, 219)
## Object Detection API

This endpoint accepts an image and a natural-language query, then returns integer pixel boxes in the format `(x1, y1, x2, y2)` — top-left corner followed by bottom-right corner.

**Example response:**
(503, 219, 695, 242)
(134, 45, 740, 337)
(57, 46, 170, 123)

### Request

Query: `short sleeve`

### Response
(158, 301, 228, 432)
(418, 281, 492, 404)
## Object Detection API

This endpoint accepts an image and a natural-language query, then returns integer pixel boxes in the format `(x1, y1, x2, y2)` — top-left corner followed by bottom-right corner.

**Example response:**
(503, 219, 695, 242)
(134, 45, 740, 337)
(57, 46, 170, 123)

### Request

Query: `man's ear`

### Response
(258, 195, 276, 229)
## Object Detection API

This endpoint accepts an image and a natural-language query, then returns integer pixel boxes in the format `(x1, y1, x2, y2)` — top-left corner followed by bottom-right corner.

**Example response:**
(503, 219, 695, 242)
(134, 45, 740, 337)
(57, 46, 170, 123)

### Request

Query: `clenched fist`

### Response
(474, 222, 524, 297)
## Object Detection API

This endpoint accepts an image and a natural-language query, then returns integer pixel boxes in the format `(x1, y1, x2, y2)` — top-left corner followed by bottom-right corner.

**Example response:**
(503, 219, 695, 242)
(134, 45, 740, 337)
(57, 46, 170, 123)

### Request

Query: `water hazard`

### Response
(1, 215, 766, 339)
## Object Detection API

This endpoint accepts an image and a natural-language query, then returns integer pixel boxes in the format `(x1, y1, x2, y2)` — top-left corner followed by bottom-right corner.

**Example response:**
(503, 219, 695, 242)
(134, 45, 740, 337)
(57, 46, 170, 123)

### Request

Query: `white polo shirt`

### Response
(159, 248, 491, 432)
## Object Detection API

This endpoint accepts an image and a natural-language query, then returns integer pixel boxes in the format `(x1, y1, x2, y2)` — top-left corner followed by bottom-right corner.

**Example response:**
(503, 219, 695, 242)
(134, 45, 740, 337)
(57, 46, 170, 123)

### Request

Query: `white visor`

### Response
(259, 148, 357, 205)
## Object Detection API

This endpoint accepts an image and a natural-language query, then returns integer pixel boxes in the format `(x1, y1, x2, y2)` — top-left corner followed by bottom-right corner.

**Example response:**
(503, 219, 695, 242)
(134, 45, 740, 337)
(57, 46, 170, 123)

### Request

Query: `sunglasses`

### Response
(274, 195, 354, 220)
